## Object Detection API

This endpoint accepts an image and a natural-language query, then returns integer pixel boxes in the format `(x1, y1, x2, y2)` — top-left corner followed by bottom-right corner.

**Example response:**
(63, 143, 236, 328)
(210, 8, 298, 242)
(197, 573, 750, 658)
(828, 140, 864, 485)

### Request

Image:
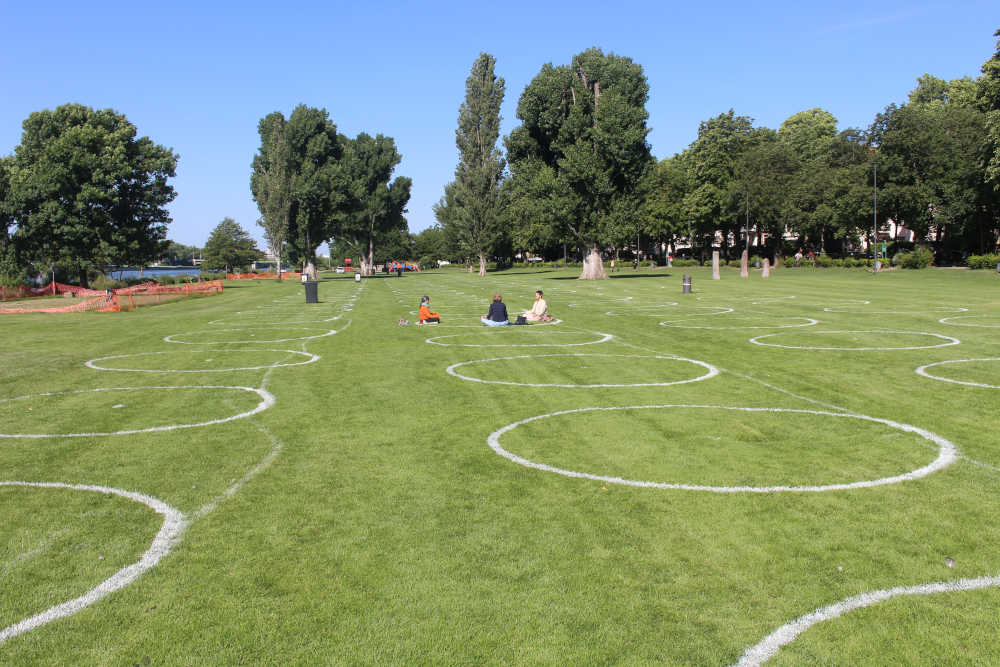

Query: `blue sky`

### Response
(2, 1, 997, 248)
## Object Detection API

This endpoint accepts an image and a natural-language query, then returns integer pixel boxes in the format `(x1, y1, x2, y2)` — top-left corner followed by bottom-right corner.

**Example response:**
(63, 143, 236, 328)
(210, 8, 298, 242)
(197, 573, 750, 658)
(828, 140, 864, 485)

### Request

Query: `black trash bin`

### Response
(304, 280, 318, 303)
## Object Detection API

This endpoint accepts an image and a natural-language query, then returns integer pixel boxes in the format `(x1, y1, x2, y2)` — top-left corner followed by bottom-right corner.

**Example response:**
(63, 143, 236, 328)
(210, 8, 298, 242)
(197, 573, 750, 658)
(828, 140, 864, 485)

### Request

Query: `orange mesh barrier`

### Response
(1, 280, 223, 314)
(226, 272, 302, 280)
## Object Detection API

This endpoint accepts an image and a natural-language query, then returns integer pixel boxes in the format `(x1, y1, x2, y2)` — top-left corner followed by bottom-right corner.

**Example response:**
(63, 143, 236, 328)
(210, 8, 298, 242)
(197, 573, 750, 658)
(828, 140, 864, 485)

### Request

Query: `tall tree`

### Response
(201, 218, 260, 273)
(251, 114, 292, 277)
(5, 104, 177, 287)
(640, 154, 690, 255)
(507, 48, 653, 279)
(252, 105, 346, 275)
(437, 53, 506, 276)
(980, 29, 1000, 189)
(681, 110, 760, 260)
(339, 133, 411, 275)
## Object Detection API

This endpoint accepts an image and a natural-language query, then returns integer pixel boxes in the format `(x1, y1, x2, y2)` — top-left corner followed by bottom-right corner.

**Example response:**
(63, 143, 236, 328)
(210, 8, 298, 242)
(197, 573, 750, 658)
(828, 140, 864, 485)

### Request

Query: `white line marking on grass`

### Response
(427, 331, 612, 347)
(733, 573, 1000, 666)
(824, 306, 967, 314)
(915, 358, 1000, 389)
(447, 354, 718, 388)
(749, 330, 960, 351)
(939, 315, 1000, 328)
(0, 481, 185, 645)
(659, 317, 819, 330)
(0, 386, 275, 438)
(164, 327, 337, 344)
(487, 405, 957, 493)
(85, 350, 320, 373)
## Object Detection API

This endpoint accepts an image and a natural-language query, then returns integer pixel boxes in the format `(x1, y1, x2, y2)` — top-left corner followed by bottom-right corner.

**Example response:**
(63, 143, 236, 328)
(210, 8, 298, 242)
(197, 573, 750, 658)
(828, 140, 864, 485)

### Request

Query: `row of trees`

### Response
(435, 32, 1000, 278)
(250, 105, 411, 276)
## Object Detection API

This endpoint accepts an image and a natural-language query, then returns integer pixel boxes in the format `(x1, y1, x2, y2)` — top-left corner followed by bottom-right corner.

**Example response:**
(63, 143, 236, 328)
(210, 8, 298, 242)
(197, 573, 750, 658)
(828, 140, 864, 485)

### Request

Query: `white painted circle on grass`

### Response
(0, 386, 275, 438)
(85, 349, 320, 373)
(659, 316, 819, 330)
(427, 330, 612, 347)
(939, 315, 1000, 328)
(915, 358, 1000, 389)
(487, 405, 956, 493)
(734, 574, 1000, 666)
(824, 306, 967, 314)
(0, 481, 184, 644)
(164, 327, 337, 344)
(447, 354, 718, 388)
(749, 330, 960, 351)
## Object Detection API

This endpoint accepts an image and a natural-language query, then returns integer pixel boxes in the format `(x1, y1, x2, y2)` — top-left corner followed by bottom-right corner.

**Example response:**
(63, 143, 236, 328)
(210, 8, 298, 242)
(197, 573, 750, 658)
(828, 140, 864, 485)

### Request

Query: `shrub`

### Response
(91, 275, 126, 291)
(814, 255, 836, 268)
(672, 259, 700, 267)
(966, 253, 1000, 270)
(898, 247, 934, 269)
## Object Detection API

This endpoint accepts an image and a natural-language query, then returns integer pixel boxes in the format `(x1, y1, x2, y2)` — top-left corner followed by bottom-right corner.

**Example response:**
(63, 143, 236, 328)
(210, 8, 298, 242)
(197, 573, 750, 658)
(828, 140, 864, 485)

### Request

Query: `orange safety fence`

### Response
(0, 280, 223, 314)
(226, 272, 303, 280)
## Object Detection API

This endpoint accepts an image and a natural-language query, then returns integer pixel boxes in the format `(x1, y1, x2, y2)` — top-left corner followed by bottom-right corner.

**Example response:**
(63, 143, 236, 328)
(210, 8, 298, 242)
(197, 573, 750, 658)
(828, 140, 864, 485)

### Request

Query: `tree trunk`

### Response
(579, 245, 608, 279)
(762, 258, 770, 278)
(478, 254, 487, 277)
(79, 265, 89, 289)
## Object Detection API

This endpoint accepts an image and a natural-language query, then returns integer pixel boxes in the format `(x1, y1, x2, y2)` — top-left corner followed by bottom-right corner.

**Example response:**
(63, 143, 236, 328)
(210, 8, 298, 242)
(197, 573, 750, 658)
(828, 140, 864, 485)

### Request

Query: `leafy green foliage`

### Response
(436, 53, 506, 276)
(200, 218, 259, 273)
(339, 133, 411, 273)
(506, 48, 653, 277)
(4, 104, 177, 287)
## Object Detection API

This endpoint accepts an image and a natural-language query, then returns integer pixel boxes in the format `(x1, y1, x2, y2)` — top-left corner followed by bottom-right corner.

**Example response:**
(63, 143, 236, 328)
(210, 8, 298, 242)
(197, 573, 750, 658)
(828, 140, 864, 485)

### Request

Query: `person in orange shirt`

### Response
(417, 295, 440, 324)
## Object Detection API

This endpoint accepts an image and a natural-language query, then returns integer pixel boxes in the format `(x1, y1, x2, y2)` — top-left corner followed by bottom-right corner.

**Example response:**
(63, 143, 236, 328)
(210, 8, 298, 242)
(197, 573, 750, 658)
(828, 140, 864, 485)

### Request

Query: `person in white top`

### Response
(523, 290, 550, 322)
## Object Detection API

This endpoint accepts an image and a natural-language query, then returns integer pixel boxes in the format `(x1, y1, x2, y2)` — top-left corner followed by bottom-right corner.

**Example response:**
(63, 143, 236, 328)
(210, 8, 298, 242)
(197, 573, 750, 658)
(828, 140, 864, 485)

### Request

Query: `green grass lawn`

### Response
(2, 265, 999, 664)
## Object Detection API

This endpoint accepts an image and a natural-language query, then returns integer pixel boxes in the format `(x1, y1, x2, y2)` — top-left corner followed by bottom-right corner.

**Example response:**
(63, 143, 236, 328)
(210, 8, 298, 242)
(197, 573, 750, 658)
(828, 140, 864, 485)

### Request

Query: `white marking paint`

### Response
(915, 358, 1000, 389)
(659, 317, 819, 330)
(164, 327, 337, 344)
(0, 481, 184, 645)
(427, 331, 613, 347)
(939, 315, 1000, 328)
(487, 405, 957, 493)
(749, 330, 960, 351)
(85, 349, 320, 373)
(447, 354, 719, 388)
(0, 386, 275, 438)
(733, 573, 1000, 666)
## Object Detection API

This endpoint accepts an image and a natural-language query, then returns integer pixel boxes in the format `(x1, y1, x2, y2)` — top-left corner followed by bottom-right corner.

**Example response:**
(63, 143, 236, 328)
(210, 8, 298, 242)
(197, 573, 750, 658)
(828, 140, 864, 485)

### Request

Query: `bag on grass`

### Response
(515, 315, 527, 325)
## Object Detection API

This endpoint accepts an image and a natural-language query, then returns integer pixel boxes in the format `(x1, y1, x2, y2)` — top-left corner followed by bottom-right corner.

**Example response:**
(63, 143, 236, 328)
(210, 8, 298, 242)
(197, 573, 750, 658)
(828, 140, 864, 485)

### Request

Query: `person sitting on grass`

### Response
(417, 295, 440, 324)
(522, 290, 551, 322)
(481, 293, 509, 327)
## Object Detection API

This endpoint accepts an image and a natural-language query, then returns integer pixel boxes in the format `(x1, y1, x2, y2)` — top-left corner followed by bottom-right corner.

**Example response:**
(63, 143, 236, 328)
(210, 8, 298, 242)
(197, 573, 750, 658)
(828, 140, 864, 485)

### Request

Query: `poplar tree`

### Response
(436, 53, 506, 277)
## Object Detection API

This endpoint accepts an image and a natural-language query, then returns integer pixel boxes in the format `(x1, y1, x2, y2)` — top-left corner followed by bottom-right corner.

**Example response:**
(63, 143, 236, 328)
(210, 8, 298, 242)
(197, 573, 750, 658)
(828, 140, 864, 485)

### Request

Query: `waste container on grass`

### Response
(304, 281, 318, 303)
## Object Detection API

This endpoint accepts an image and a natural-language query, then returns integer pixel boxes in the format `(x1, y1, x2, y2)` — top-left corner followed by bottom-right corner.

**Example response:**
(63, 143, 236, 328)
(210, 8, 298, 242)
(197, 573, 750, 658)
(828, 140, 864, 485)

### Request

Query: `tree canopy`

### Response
(201, 218, 259, 273)
(435, 53, 507, 276)
(3, 104, 177, 286)
(506, 48, 653, 278)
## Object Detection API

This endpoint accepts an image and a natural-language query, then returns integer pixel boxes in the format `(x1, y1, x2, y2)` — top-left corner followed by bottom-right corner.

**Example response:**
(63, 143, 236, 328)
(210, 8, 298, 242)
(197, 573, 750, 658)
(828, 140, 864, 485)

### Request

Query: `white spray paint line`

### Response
(733, 573, 1000, 666)
(749, 330, 961, 351)
(0, 386, 275, 438)
(825, 307, 967, 314)
(659, 317, 819, 330)
(164, 327, 337, 345)
(0, 481, 185, 645)
(939, 315, 1000, 328)
(915, 358, 1000, 389)
(487, 405, 957, 493)
(85, 349, 320, 373)
(447, 354, 719, 388)
(427, 331, 613, 347)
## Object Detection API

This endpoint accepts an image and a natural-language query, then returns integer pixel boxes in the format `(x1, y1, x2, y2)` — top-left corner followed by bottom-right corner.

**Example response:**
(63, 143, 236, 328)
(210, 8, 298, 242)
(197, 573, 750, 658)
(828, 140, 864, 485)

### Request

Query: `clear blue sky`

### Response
(2, 0, 997, 248)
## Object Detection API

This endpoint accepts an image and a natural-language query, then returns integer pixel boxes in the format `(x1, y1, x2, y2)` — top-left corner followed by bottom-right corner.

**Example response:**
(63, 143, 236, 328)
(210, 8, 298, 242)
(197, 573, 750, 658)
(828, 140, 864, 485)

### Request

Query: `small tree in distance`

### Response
(201, 218, 259, 274)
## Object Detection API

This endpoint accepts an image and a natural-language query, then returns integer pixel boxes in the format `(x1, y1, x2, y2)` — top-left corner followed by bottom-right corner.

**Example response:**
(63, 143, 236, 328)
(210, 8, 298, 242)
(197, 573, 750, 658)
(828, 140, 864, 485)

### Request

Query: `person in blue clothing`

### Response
(481, 293, 510, 326)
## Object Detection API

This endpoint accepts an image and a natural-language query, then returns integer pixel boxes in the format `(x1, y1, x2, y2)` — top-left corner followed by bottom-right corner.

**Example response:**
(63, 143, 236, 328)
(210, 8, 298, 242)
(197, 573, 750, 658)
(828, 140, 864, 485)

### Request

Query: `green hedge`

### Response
(966, 253, 1000, 270)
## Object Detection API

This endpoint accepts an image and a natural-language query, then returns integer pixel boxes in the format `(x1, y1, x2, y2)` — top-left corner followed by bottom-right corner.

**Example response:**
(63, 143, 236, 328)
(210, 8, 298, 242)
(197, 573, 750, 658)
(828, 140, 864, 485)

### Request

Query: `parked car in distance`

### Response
(335, 266, 345, 273)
